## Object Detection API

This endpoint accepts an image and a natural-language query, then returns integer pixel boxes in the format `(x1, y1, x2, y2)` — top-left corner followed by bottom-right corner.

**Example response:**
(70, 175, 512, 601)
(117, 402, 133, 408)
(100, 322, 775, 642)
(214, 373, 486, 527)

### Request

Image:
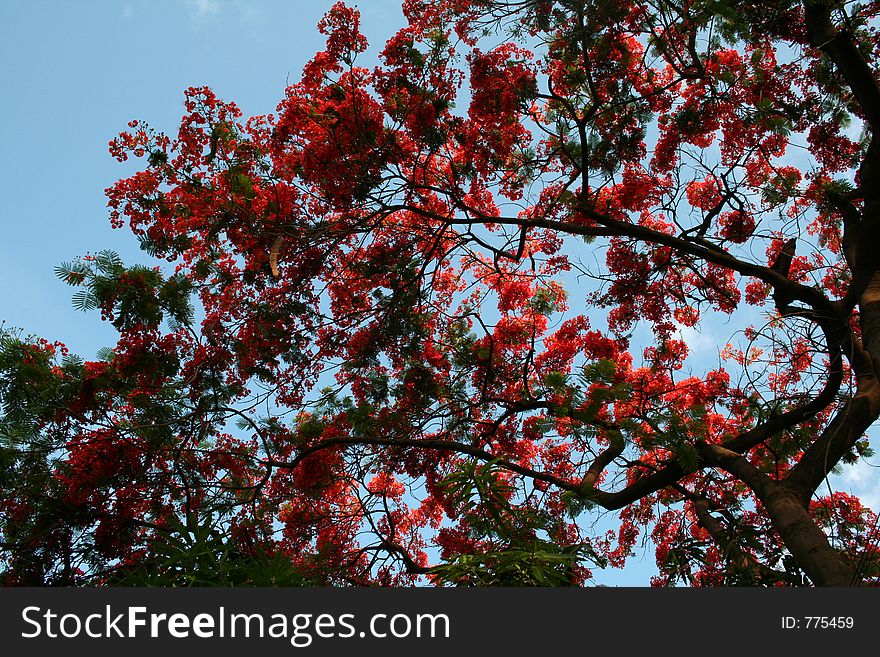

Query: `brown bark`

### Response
(704, 445, 857, 586)
(804, 1, 880, 133)
(785, 383, 880, 506)
(692, 498, 783, 583)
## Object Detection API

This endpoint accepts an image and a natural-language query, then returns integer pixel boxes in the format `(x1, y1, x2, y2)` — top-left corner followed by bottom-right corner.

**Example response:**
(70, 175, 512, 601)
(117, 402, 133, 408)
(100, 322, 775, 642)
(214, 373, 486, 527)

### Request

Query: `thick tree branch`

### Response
(804, 1, 880, 133)
(702, 444, 857, 586)
(387, 203, 835, 315)
(692, 497, 783, 583)
(784, 380, 880, 504)
(267, 435, 581, 493)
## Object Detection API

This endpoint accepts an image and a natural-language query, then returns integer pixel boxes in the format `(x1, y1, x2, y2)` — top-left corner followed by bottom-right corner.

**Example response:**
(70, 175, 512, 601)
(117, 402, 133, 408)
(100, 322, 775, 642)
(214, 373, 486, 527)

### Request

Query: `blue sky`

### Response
(3, 0, 877, 585)
(0, 0, 405, 357)
(0, 0, 655, 585)
(0, 0, 644, 585)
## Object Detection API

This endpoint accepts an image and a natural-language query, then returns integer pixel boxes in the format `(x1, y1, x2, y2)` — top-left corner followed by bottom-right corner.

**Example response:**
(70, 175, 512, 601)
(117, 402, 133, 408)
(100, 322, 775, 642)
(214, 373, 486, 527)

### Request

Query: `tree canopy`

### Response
(3, 0, 880, 586)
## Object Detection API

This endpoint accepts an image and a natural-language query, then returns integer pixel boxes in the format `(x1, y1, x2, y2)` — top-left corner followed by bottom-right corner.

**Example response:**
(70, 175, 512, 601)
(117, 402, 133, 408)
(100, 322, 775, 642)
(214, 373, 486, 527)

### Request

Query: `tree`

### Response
(3, 0, 880, 587)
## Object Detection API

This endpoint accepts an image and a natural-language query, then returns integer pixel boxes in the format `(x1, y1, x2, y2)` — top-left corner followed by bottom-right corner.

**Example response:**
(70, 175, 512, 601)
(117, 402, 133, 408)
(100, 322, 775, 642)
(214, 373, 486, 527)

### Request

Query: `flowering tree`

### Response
(3, 0, 880, 586)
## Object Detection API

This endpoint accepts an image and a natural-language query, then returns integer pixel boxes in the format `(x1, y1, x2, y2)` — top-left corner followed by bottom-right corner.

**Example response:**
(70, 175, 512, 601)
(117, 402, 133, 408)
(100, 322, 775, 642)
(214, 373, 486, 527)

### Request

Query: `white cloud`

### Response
(675, 322, 716, 355)
(185, 0, 221, 23)
(232, 0, 260, 23)
(840, 458, 880, 513)
(181, 0, 261, 33)
(189, 0, 220, 16)
(678, 325, 718, 351)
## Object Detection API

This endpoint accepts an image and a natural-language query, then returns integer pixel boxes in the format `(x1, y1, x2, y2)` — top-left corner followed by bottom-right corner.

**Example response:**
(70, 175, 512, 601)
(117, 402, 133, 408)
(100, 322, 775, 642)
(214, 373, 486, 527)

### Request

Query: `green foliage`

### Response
(148, 149, 168, 167)
(0, 332, 65, 433)
(684, 0, 801, 44)
(543, 371, 568, 392)
(528, 284, 565, 315)
(430, 543, 595, 586)
(579, 359, 616, 386)
(227, 169, 256, 200)
(111, 515, 313, 587)
(573, 359, 630, 421)
(560, 489, 598, 516)
(636, 405, 708, 471)
(207, 121, 239, 163)
(842, 439, 874, 465)
(762, 168, 802, 205)
(429, 460, 605, 586)
(55, 251, 194, 331)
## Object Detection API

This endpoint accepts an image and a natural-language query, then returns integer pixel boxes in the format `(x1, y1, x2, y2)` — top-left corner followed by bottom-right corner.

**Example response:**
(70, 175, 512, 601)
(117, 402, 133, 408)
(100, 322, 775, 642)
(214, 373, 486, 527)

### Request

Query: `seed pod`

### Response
(269, 235, 283, 278)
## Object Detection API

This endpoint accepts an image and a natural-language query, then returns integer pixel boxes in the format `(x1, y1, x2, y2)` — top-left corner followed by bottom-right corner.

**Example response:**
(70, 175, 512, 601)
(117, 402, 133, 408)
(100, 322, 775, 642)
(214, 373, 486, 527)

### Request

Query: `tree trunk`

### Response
(705, 445, 858, 586)
(760, 486, 856, 586)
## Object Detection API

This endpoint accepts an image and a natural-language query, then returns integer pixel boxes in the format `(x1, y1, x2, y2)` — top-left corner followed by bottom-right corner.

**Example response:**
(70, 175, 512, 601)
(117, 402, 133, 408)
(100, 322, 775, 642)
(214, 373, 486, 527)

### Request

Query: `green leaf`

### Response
(71, 289, 97, 312)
